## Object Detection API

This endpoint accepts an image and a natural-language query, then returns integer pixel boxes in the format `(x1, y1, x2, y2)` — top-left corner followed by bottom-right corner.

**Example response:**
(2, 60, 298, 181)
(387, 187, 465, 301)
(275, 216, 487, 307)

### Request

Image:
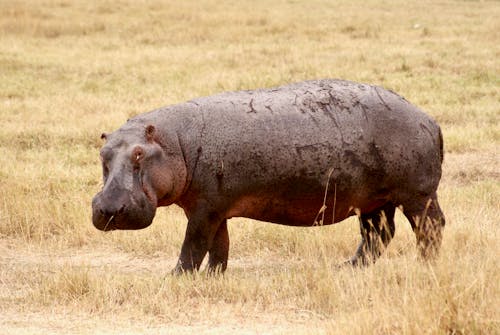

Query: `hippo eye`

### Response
(132, 146, 145, 165)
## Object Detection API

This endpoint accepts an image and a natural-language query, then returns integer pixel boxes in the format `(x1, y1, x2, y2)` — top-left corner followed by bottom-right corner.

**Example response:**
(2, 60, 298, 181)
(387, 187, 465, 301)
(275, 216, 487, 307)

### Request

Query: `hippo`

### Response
(92, 79, 445, 273)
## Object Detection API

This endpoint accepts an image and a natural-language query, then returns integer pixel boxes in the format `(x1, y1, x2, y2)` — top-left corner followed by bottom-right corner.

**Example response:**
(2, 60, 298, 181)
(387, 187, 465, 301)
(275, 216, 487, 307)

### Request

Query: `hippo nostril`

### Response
(117, 205, 126, 215)
(99, 208, 113, 217)
(99, 205, 125, 217)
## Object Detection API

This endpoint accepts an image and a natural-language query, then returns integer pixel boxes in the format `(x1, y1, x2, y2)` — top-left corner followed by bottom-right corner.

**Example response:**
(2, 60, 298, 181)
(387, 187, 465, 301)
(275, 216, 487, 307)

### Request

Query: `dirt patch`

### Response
(0, 238, 177, 274)
(0, 307, 325, 335)
(0, 239, 327, 334)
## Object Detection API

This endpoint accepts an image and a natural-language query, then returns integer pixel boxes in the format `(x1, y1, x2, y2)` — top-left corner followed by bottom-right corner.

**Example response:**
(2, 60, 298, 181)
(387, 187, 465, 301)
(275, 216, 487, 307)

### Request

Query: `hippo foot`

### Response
(337, 255, 373, 268)
(206, 265, 226, 276)
(171, 265, 225, 277)
(171, 262, 197, 276)
(171, 267, 184, 276)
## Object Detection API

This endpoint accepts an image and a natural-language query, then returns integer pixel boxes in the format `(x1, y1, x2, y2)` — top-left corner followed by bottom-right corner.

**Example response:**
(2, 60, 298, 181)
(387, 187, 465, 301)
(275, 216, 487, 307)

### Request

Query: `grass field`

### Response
(0, 0, 499, 334)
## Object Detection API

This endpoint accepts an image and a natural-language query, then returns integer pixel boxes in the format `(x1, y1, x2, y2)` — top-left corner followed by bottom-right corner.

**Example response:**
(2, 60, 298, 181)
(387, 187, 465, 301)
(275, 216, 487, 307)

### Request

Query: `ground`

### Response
(0, 0, 499, 334)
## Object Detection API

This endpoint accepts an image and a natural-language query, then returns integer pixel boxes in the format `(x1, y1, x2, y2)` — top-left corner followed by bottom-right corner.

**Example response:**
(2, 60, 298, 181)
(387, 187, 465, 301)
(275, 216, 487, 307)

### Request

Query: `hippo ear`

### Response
(100, 133, 108, 140)
(145, 125, 155, 142)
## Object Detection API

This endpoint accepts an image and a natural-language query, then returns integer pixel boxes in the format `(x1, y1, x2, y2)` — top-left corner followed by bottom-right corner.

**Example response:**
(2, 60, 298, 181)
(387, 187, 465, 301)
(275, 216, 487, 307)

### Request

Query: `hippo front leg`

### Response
(208, 219, 229, 274)
(173, 204, 226, 274)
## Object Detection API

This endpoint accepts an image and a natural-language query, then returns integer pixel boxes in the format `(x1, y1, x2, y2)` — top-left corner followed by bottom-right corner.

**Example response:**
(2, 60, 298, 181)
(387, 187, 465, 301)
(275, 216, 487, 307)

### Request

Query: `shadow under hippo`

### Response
(92, 79, 445, 273)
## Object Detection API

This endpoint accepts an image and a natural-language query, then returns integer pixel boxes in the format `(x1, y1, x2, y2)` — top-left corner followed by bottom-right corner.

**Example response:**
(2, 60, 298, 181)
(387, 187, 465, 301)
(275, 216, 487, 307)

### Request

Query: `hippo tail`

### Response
(438, 126, 444, 164)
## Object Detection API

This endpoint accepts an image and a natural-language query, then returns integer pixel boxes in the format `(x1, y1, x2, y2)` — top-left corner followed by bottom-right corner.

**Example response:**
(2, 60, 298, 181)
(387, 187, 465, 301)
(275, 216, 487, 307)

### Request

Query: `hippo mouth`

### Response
(101, 214, 117, 231)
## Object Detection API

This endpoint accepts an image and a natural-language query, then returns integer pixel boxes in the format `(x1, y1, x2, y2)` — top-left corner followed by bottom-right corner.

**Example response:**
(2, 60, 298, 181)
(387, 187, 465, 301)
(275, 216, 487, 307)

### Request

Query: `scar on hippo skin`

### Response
(91, 79, 445, 274)
(216, 160, 224, 179)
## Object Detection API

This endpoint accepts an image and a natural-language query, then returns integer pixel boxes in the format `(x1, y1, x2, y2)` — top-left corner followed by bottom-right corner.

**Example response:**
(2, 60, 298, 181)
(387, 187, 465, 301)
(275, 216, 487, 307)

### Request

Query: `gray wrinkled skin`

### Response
(92, 79, 445, 273)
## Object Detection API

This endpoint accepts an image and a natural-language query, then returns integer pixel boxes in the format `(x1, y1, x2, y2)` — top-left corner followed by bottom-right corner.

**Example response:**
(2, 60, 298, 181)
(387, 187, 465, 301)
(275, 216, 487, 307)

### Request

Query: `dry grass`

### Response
(0, 0, 499, 334)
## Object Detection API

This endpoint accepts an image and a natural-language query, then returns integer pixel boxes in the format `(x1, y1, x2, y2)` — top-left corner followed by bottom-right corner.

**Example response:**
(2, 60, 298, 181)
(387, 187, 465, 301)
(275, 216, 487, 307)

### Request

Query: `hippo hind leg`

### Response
(349, 202, 396, 266)
(401, 192, 445, 260)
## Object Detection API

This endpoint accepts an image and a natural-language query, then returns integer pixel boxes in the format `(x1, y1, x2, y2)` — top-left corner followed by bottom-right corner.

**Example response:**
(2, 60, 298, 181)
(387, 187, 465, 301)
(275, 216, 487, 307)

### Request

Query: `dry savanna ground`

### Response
(0, 0, 499, 334)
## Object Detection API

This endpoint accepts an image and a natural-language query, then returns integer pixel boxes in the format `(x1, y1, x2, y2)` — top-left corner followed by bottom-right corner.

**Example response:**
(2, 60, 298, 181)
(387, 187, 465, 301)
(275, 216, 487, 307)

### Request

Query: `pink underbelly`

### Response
(225, 194, 355, 226)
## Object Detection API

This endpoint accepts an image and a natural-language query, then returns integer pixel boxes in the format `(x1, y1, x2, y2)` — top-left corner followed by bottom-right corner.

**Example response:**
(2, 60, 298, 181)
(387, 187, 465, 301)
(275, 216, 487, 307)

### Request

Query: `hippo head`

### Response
(92, 123, 186, 231)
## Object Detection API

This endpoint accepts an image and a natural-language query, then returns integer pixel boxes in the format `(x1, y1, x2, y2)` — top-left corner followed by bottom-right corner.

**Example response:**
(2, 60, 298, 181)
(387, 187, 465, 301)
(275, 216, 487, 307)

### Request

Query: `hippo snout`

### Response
(92, 191, 157, 231)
